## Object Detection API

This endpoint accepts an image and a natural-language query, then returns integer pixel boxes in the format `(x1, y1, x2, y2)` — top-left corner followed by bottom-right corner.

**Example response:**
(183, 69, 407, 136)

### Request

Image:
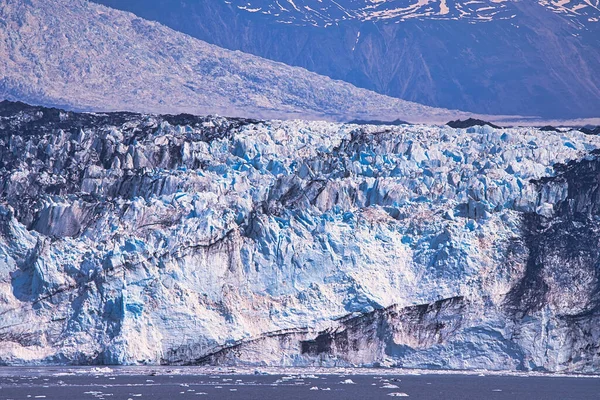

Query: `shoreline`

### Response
(0, 365, 598, 379)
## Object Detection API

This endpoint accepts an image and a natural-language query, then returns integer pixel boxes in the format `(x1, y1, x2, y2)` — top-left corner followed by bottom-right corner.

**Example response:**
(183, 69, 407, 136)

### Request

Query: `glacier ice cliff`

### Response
(0, 101, 600, 373)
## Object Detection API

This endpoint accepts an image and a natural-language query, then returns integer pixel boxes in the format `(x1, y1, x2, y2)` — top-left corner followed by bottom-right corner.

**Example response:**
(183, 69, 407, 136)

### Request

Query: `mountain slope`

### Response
(1, 101, 600, 371)
(217, 0, 600, 26)
(93, 0, 600, 119)
(0, 0, 468, 123)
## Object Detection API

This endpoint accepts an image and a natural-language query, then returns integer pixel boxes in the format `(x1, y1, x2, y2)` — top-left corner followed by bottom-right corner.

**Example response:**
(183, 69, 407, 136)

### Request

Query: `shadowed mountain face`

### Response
(0, 0, 474, 123)
(93, 0, 600, 119)
(1, 101, 600, 372)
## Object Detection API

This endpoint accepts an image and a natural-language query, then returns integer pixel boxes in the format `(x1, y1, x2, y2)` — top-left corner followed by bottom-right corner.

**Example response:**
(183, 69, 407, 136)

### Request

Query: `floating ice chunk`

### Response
(388, 393, 409, 397)
(310, 386, 319, 390)
(341, 379, 356, 384)
(90, 368, 113, 374)
(381, 384, 399, 389)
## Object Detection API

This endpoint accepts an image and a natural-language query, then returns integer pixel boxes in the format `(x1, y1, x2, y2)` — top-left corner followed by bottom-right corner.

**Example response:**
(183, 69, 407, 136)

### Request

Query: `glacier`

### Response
(0, 101, 600, 373)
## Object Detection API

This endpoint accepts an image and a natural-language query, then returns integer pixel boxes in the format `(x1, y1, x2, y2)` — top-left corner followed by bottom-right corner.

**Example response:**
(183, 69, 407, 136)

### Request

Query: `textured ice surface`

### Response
(1, 102, 600, 372)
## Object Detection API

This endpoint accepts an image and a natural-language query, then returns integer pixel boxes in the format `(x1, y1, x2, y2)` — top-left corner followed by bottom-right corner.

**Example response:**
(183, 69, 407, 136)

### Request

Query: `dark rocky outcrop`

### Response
(348, 119, 410, 126)
(580, 126, 600, 135)
(446, 118, 502, 129)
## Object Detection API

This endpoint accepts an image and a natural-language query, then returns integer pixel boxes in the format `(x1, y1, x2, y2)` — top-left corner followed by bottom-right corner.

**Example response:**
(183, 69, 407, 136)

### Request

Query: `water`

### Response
(0, 367, 598, 400)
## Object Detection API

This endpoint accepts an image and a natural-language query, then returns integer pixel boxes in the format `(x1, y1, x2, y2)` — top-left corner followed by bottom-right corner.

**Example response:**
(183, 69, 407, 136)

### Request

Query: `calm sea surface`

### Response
(0, 367, 598, 400)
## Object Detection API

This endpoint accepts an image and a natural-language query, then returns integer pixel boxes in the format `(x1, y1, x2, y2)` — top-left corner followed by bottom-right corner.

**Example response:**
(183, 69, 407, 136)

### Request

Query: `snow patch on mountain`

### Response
(225, 0, 600, 26)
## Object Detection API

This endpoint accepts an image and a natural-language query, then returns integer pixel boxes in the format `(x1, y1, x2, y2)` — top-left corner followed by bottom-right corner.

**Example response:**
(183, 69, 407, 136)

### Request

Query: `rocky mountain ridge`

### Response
(94, 0, 600, 119)
(225, 0, 600, 26)
(0, 0, 466, 123)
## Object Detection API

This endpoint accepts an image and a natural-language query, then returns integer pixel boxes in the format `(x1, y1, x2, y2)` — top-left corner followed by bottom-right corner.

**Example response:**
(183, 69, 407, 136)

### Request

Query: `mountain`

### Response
(1, 100, 600, 372)
(0, 0, 472, 123)
(205, 0, 600, 26)
(93, 0, 600, 119)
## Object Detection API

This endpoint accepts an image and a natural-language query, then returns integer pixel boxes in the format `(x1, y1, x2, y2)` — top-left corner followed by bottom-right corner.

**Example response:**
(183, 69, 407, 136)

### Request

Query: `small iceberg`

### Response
(381, 384, 399, 389)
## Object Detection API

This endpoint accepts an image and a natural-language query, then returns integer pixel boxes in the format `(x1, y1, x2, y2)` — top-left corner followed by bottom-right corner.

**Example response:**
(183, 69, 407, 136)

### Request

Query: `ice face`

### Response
(0, 102, 599, 372)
